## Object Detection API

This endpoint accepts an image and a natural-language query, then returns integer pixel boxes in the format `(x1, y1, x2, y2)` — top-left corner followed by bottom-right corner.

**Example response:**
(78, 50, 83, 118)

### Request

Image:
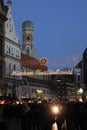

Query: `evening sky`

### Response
(4, 0, 87, 70)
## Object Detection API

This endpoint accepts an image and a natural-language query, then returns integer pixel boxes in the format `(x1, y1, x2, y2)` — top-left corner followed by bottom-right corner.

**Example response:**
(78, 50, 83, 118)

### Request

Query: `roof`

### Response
(22, 20, 34, 28)
(0, 0, 8, 18)
(78, 60, 82, 68)
(21, 53, 48, 71)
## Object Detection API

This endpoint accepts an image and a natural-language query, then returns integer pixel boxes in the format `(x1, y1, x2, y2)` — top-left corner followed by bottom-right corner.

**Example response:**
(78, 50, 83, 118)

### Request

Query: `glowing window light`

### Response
(77, 88, 83, 94)
(36, 89, 43, 94)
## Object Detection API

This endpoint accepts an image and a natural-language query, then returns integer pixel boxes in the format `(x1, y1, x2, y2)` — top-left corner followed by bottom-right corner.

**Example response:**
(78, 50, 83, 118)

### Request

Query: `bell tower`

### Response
(22, 20, 36, 58)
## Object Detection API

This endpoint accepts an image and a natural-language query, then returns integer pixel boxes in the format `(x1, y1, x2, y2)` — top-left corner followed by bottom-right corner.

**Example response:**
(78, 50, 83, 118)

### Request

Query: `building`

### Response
(22, 20, 36, 58)
(1, 0, 76, 101)
(17, 53, 54, 100)
(4, 0, 22, 97)
(0, 0, 7, 96)
(18, 20, 55, 100)
(50, 70, 76, 101)
(1, 0, 55, 100)
(82, 48, 87, 89)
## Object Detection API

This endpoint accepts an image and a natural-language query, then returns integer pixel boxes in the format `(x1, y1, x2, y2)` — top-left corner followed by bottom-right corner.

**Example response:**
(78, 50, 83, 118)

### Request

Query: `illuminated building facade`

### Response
(4, 0, 22, 97)
(18, 53, 54, 100)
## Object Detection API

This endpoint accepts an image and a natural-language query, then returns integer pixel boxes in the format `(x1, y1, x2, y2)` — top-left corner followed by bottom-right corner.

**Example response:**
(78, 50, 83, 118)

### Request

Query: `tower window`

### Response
(27, 47, 29, 55)
(27, 36, 30, 41)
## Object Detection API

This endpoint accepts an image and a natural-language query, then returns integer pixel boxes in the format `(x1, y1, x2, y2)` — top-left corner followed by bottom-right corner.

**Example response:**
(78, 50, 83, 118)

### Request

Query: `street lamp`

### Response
(51, 105, 60, 115)
(51, 104, 63, 121)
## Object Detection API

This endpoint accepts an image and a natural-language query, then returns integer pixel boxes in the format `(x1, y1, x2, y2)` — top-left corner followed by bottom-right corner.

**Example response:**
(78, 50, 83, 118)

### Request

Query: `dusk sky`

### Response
(4, 0, 87, 70)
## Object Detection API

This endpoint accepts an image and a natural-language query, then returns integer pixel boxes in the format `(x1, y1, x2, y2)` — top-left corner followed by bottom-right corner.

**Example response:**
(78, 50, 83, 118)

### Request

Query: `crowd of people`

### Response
(0, 99, 87, 130)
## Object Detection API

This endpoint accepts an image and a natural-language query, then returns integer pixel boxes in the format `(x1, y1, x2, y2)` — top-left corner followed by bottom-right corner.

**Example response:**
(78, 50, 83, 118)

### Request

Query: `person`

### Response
(0, 105, 9, 130)
(21, 102, 32, 130)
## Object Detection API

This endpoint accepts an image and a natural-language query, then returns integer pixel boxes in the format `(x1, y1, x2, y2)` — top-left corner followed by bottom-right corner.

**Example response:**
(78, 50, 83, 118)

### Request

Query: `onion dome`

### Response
(22, 20, 34, 28)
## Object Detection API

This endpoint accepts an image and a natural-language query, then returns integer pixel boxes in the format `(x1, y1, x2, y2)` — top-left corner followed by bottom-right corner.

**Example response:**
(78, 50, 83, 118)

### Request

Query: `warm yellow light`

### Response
(16, 101, 19, 104)
(51, 105, 60, 115)
(79, 97, 83, 102)
(0, 100, 5, 104)
(79, 88, 83, 93)
(52, 122, 58, 130)
(77, 88, 83, 94)
(36, 89, 43, 94)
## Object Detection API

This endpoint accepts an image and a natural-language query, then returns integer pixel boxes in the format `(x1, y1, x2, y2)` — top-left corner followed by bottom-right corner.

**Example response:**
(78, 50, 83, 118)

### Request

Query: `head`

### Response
(23, 102, 30, 112)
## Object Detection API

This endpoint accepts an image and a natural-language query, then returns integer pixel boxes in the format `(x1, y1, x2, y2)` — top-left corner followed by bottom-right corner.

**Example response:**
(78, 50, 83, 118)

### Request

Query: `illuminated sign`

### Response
(40, 58, 47, 65)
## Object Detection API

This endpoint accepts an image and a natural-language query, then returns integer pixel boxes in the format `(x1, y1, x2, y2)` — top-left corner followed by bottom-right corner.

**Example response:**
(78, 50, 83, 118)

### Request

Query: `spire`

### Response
(7, 0, 12, 6)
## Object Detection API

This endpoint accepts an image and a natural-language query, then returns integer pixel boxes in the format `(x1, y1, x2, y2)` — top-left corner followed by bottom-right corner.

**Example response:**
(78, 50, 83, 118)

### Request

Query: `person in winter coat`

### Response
(21, 102, 32, 130)
(0, 105, 9, 130)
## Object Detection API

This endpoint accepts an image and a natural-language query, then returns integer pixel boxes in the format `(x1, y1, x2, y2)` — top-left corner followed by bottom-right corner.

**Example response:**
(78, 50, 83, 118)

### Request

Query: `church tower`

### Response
(22, 20, 36, 58)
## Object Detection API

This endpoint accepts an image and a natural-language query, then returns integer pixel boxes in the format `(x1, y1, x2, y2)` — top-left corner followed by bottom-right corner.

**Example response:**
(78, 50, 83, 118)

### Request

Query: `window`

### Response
(11, 48, 13, 55)
(9, 18, 11, 22)
(27, 36, 30, 41)
(14, 64, 16, 70)
(0, 61, 3, 79)
(9, 63, 11, 77)
(0, 39, 3, 56)
(9, 47, 11, 54)
(6, 45, 8, 53)
(0, 24, 3, 34)
(7, 23, 8, 28)
(27, 47, 29, 54)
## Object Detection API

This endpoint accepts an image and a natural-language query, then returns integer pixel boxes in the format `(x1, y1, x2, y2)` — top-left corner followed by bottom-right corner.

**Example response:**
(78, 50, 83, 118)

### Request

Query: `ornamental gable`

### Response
(5, 0, 19, 44)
